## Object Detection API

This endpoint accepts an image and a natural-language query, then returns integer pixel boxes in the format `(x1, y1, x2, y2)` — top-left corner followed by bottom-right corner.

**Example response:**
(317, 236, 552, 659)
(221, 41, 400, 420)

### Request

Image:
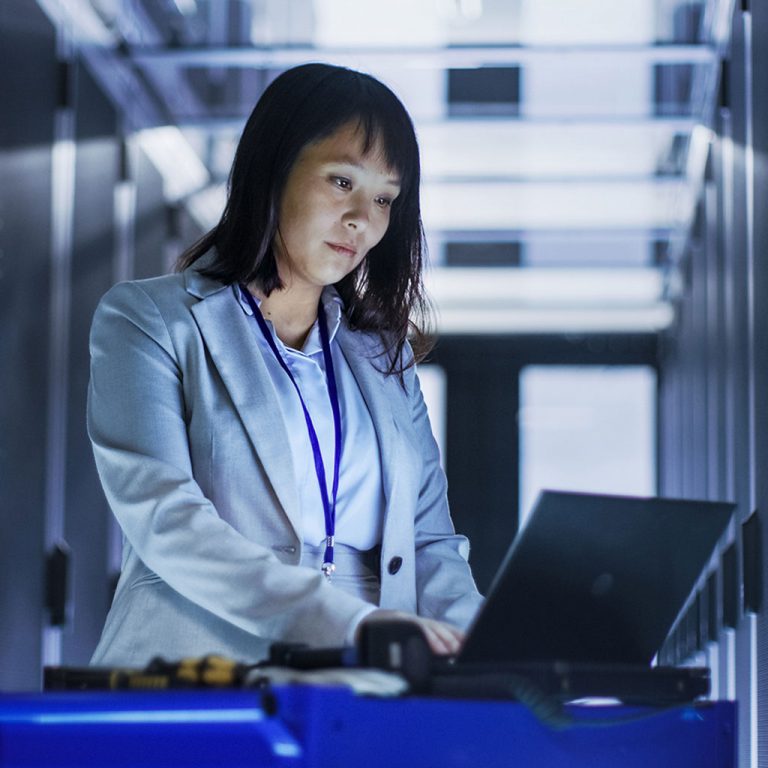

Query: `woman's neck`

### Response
(250, 283, 322, 350)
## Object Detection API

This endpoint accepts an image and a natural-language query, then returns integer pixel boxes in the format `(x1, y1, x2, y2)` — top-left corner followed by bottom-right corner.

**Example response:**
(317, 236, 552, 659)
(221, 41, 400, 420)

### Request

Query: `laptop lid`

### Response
(459, 490, 734, 666)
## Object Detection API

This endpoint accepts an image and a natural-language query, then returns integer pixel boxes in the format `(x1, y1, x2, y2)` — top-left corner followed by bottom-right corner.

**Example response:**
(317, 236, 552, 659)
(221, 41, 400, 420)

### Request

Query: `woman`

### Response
(88, 63, 483, 667)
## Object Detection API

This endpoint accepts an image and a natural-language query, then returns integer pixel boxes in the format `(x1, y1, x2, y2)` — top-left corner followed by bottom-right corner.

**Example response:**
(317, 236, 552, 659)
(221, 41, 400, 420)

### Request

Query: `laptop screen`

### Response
(459, 490, 734, 665)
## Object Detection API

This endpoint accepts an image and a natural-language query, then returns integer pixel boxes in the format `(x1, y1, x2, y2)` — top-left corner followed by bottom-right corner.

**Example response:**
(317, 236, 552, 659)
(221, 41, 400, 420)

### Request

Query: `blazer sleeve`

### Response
(404, 359, 485, 629)
(88, 282, 373, 649)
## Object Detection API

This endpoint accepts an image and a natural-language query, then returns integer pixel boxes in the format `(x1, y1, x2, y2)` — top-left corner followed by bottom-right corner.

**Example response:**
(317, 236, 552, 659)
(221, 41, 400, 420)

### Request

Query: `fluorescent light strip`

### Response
(36, 0, 116, 45)
(419, 121, 690, 179)
(425, 266, 671, 333)
(186, 183, 227, 230)
(426, 267, 664, 304)
(426, 227, 673, 242)
(137, 127, 209, 202)
(420, 179, 684, 230)
(434, 304, 673, 334)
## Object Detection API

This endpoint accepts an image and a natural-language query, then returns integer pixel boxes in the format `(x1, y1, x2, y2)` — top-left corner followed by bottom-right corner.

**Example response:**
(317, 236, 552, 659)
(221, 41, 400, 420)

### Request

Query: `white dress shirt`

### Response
(235, 285, 386, 551)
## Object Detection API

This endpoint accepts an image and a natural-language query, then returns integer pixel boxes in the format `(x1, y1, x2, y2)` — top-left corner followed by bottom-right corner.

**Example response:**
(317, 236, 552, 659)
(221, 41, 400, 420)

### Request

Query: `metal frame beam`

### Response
(127, 42, 718, 69)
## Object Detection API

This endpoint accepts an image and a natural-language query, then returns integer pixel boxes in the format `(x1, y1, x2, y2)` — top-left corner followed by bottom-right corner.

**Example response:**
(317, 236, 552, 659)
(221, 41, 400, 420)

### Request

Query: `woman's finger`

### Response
(419, 619, 464, 655)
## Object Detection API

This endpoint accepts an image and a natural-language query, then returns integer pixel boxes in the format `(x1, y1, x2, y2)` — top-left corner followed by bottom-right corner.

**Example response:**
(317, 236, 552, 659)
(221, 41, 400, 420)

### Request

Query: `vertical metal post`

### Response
(740, 11, 757, 768)
(42, 22, 76, 668)
(107, 131, 138, 581)
(114, 135, 137, 285)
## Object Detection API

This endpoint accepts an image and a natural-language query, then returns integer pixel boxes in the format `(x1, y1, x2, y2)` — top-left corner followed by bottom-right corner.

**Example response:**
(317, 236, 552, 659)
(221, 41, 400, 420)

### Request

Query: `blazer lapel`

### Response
(186, 268, 301, 537)
(335, 324, 403, 515)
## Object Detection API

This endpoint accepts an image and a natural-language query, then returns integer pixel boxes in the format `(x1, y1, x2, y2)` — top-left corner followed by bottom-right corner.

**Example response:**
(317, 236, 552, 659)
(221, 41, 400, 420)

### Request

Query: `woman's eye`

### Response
(375, 196, 393, 208)
(332, 176, 352, 190)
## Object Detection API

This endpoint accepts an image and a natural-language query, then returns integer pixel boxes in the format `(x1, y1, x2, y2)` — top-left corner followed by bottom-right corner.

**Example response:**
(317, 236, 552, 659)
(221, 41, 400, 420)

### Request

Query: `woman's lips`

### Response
(326, 242, 357, 257)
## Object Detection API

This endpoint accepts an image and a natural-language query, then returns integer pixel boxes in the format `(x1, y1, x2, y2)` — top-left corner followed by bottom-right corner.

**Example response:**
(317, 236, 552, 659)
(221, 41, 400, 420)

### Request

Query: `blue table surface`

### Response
(0, 687, 736, 768)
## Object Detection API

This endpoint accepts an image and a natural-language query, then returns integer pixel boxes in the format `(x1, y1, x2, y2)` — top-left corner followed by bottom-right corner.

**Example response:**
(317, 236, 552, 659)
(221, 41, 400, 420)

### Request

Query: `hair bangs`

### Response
(353, 107, 418, 194)
(294, 70, 419, 197)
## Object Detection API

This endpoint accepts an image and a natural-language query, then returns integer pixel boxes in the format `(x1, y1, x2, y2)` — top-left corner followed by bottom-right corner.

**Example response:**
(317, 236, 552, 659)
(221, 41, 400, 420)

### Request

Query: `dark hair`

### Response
(177, 62, 432, 375)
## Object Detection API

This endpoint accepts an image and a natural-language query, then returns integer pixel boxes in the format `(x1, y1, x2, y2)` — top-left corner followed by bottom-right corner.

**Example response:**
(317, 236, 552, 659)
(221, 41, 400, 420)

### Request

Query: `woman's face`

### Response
(273, 121, 401, 295)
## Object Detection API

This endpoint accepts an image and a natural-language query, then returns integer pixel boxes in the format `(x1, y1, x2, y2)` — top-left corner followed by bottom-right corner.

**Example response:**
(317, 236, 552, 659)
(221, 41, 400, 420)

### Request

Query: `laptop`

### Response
(428, 490, 734, 702)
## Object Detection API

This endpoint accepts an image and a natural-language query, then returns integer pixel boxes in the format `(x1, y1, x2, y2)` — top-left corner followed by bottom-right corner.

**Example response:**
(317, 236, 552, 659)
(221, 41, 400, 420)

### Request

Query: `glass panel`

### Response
(417, 363, 447, 468)
(519, 365, 656, 526)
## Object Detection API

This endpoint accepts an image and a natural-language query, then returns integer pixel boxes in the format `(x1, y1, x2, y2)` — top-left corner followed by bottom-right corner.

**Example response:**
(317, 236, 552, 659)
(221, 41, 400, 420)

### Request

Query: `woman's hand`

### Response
(356, 609, 465, 656)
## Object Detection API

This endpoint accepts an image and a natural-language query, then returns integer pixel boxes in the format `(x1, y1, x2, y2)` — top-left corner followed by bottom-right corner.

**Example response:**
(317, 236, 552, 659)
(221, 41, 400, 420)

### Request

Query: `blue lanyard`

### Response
(240, 287, 342, 579)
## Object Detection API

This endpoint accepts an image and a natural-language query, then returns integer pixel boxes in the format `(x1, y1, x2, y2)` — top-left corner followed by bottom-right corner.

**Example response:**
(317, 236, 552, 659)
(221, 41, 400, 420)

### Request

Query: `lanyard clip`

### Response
(321, 561, 336, 581)
(322, 536, 335, 580)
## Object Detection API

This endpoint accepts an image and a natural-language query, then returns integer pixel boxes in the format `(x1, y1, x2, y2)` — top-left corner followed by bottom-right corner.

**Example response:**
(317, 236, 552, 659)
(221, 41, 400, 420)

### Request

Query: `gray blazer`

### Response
(88, 261, 483, 667)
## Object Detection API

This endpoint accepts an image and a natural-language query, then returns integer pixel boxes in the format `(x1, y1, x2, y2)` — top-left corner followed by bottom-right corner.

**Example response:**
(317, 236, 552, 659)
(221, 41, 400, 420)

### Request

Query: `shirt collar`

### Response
(235, 284, 344, 354)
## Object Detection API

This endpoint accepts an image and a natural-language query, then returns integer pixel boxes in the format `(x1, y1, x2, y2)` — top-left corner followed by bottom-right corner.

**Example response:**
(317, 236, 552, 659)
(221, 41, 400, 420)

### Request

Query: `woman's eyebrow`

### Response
(325, 155, 401, 187)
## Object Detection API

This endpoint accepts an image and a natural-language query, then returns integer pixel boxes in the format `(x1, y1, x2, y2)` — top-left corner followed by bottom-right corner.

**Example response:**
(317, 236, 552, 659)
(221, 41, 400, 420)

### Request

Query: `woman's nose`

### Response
(343, 199, 369, 231)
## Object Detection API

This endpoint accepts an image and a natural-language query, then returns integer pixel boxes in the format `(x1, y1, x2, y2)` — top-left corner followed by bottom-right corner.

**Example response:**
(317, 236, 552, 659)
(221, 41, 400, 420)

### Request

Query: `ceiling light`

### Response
(136, 127, 209, 202)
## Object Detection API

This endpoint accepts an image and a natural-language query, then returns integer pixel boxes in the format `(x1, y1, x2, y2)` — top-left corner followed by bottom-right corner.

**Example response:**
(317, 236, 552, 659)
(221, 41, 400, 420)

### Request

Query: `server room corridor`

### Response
(1, 1, 767, 766)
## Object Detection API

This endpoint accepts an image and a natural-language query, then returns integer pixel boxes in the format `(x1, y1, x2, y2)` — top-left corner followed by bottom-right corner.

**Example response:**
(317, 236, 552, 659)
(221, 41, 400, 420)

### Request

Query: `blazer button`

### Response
(388, 556, 403, 575)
